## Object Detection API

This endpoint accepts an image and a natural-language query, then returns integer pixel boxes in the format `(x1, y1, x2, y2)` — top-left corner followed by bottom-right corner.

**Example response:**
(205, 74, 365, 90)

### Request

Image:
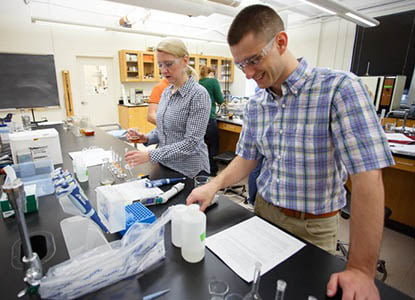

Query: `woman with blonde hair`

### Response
(199, 65, 224, 176)
(125, 38, 211, 178)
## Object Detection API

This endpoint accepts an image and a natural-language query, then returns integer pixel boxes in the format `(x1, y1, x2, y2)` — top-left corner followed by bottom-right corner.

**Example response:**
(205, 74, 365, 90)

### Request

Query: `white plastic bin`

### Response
(60, 216, 111, 259)
(96, 185, 126, 233)
(12, 158, 54, 197)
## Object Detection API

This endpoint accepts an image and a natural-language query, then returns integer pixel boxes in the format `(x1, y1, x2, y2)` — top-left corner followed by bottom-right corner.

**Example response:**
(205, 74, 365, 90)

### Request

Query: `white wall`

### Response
(288, 18, 356, 71)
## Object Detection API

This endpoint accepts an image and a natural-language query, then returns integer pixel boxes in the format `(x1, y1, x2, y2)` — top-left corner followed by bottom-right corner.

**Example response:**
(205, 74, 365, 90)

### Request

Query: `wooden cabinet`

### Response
(119, 50, 159, 83)
(118, 105, 156, 134)
(119, 49, 234, 83)
(218, 58, 234, 82)
(119, 50, 140, 82)
(140, 52, 159, 82)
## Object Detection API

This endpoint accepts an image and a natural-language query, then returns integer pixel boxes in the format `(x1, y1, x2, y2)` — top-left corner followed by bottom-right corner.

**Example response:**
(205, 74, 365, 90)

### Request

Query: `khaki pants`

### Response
(254, 195, 339, 254)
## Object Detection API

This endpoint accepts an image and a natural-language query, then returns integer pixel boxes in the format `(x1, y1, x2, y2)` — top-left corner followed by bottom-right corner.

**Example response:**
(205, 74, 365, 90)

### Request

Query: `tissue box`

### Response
(9, 128, 63, 165)
(0, 184, 38, 218)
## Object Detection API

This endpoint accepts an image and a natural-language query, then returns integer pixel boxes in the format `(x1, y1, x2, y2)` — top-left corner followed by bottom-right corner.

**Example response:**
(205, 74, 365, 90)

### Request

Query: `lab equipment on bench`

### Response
(141, 182, 185, 206)
(181, 204, 207, 263)
(53, 168, 108, 233)
(243, 262, 263, 300)
(2, 166, 43, 297)
(9, 128, 63, 165)
(145, 177, 186, 188)
(38, 208, 173, 299)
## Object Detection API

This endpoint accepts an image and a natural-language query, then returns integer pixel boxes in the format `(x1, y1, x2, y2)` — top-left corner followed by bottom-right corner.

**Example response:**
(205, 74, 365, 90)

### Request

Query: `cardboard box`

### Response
(9, 128, 63, 165)
(0, 184, 38, 218)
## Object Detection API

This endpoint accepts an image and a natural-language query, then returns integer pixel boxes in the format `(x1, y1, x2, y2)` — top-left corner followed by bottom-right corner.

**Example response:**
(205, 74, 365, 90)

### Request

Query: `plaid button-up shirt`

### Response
(147, 76, 211, 178)
(237, 59, 394, 214)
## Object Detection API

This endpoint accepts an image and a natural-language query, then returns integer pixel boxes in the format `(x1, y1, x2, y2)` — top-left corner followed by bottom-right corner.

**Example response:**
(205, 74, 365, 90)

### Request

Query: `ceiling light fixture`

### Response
(301, 0, 379, 27)
(345, 12, 377, 27)
(300, 0, 336, 15)
(31, 17, 227, 44)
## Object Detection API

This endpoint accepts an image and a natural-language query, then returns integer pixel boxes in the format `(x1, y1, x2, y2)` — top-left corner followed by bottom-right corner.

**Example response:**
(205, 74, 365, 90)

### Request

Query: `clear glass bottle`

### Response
(100, 158, 114, 185)
(243, 262, 263, 300)
(274, 280, 287, 300)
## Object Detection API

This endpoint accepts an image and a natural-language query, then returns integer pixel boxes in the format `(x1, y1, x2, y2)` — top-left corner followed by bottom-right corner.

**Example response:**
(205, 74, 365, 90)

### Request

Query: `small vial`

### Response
(274, 279, 287, 300)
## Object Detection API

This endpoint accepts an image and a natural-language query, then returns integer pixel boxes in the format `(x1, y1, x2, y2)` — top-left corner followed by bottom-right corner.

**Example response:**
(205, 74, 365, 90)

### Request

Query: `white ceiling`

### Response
(25, 0, 415, 42)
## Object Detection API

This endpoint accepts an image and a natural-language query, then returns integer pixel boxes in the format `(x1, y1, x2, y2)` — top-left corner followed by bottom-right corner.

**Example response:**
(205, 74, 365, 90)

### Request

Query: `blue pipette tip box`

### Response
(120, 202, 156, 236)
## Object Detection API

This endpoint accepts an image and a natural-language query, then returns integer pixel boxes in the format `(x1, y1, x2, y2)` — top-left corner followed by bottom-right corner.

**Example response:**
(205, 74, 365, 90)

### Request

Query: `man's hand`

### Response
(126, 128, 148, 144)
(186, 182, 219, 211)
(327, 268, 380, 300)
(124, 150, 150, 166)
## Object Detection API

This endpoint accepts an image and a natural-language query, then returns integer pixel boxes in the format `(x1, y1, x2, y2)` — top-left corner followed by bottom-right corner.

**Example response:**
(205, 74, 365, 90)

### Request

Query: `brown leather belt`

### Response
(279, 207, 339, 220)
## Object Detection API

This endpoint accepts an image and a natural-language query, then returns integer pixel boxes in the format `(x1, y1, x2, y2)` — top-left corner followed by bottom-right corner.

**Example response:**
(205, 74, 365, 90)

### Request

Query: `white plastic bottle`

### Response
(171, 204, 188, 247)
(181, 204, 206, 263)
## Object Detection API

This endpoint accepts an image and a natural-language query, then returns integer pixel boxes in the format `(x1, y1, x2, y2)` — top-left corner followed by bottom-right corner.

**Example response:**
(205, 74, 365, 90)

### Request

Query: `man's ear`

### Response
(276, 31, 288, 54)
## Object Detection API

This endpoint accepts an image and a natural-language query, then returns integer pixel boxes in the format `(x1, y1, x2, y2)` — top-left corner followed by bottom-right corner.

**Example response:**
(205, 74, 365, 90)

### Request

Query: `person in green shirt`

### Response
(199, 65, 224, 176)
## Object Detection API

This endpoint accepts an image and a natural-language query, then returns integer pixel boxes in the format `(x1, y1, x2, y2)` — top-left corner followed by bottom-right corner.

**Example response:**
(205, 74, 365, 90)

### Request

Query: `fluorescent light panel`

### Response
(301, 0, 380, 27)
(301, 0, 336, 15)
(31, 17, 227, 44)
(345, 12, 377, 27)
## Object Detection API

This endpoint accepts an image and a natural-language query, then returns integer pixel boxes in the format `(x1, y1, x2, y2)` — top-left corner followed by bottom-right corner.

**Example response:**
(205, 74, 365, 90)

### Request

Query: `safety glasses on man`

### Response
(234, 37, 275, 71)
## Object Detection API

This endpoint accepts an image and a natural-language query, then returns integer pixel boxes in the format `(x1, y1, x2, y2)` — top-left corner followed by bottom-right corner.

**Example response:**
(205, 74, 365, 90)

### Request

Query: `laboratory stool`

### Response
(213, 152, 248, 202)
(336, 189, 390, 282)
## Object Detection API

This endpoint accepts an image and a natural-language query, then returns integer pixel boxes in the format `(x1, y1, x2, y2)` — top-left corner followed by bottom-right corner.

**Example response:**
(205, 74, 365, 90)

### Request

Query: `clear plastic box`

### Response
(96, 185, 126, 233)
(12, 158, 54, 197)
(60, 216, 111, 259)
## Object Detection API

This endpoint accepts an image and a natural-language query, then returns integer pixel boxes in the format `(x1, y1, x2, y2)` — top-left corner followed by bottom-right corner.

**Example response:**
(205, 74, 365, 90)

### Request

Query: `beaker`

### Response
(194, 175, 210, 188)
(100, 158, 114, 185)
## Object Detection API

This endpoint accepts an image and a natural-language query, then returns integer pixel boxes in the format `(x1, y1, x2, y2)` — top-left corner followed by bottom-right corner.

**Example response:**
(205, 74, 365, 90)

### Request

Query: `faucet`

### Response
(2, 178, 42, 297)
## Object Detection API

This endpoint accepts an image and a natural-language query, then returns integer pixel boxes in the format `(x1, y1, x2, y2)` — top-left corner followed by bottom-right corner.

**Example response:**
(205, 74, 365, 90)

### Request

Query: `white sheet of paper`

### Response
(113, 179, 163, 203)
(385, 133, 414, 142)
(389, 143, 415, 156)
(206, 216, 305, 282)
(68, 148, 112, 167)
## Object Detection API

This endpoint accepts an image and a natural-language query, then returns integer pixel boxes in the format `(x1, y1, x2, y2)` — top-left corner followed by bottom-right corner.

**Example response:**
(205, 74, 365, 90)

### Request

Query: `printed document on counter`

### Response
(69, 148, 112, 167)
(206, 216, 305, 282)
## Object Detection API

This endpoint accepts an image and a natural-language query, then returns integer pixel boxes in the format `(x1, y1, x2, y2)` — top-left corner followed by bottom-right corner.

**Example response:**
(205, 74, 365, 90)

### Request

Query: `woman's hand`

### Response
(126, 128, 148, 144)
(124, 150, 150, 166)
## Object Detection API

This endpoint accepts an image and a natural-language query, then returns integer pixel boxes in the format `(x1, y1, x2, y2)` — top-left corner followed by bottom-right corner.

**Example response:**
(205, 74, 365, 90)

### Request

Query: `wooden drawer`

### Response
(392, 156, 415, 173)
(218, 121, 242, 133)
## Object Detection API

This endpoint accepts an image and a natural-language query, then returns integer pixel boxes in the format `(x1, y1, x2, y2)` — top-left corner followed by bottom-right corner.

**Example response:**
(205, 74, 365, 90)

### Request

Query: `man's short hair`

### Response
(227, 4, 285, 46)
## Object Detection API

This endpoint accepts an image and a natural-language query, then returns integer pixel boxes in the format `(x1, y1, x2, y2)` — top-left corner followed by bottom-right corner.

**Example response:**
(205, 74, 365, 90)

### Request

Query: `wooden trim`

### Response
(61, 70, 74, 117)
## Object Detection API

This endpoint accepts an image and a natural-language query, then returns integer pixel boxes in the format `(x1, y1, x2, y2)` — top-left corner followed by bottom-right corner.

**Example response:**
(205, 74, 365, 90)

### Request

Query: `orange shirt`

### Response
(149, 78, 169, 104)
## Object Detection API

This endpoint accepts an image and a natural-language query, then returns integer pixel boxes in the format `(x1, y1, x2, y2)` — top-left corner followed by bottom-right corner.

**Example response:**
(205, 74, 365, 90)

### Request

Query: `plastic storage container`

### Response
(12, 158, 54, 197)
(9, 128, 63, 165)
(60, 216, 111, 259)
(120, 202, 156, 235)
(96, 185, 126, 233)
(0, 124, 9, 143)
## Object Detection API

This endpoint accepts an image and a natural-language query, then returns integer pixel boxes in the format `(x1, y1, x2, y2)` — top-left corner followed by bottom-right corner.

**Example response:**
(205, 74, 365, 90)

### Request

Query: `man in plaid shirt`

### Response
(187, 4, 394, 300)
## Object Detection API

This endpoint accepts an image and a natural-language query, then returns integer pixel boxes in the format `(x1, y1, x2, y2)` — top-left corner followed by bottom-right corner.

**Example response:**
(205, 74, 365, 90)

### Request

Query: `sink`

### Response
(11, 231, 56, 270)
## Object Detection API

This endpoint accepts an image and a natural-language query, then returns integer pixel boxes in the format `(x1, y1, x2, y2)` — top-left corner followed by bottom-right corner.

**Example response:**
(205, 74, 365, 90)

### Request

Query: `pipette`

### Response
(145, 177, 186, 188)
(141, 182, 185, 206)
